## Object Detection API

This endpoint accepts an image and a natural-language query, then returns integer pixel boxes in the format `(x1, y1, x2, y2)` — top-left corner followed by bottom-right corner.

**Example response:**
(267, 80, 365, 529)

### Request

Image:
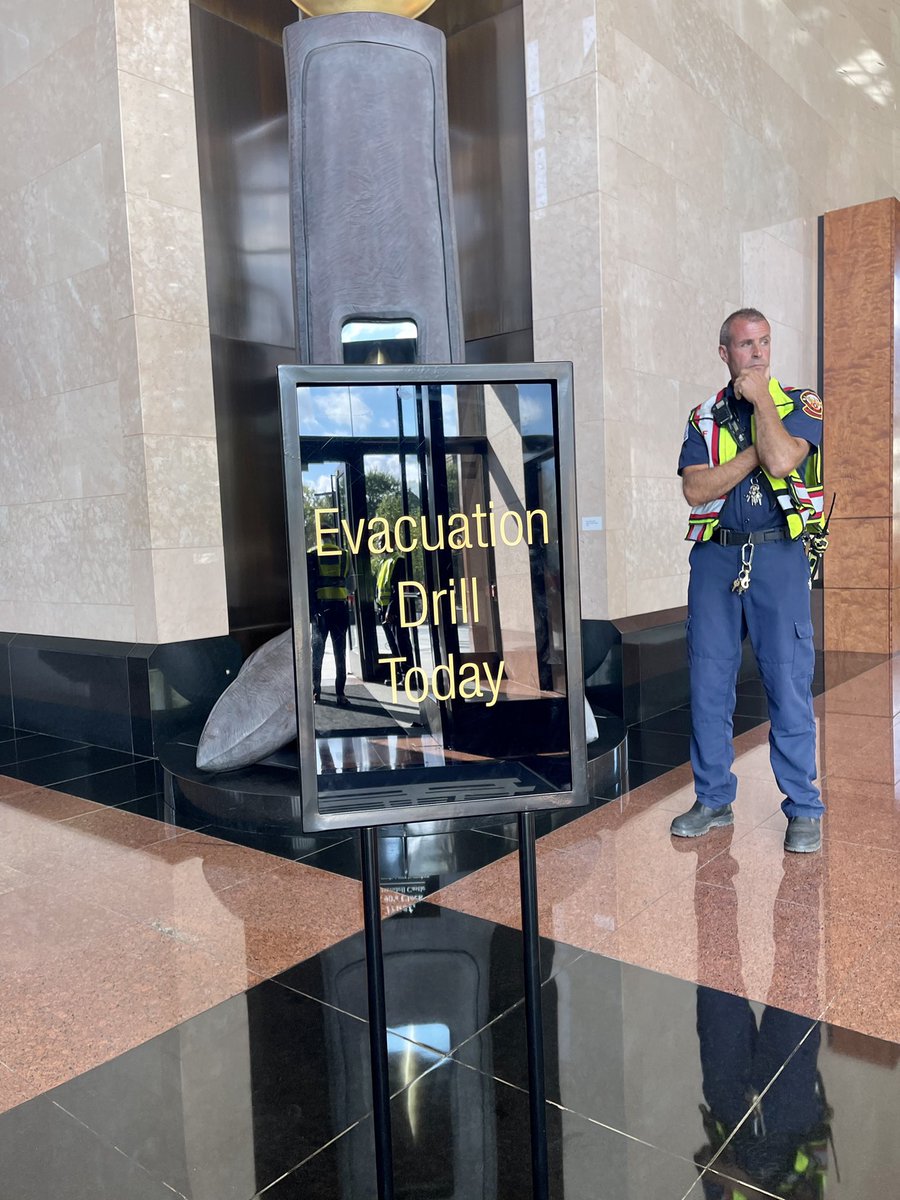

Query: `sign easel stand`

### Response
(360, 825, 395, 1200)
(359, 814, 550, 1200)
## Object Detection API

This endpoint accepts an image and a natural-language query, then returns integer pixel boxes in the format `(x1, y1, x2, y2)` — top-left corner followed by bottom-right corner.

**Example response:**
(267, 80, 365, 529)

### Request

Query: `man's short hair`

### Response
(719, 307, 768, 348)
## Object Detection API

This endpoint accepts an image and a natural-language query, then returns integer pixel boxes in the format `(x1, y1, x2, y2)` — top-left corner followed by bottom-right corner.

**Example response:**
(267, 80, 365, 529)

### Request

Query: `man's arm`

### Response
(735, 371, 810, 478)
(682, 447, 760, 507)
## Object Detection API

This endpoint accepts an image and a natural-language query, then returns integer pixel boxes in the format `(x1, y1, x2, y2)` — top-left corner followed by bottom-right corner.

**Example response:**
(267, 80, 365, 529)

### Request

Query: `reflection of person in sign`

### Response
(308, 531, 352, 707)
(374, 548, 414, 674)
(672, 308, 825, 854)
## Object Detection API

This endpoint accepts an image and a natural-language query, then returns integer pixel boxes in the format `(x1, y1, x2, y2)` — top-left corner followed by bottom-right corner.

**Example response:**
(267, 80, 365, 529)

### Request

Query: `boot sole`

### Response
(784, 841, 821, 853)
(670, 815, 734, 838)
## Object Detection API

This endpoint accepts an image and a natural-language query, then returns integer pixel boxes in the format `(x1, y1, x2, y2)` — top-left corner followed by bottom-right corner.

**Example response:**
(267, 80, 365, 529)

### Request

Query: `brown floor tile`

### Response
(190, 862, 370, 978)
(730, 736, 823, 785)
(604, 877, 883, 1022)
(816, 727, 898, 786)
(139, 831, 287, 891)
(617, 762, 695, 807)
(761, 777, 900, 850)
(623, 774, 786, 828)
(0, 806, 78, 874)
(59, 803, 183, 852)
(0, 786, 102, 822)
(0, 864, 27, 896)
(0, 1064, 31, 1116)
(814, 661, 895, 718)
(697, 826, 900, 921)
(0, 801, 180, 881)
(0, 929, 254, 1096)
(826, 921, 900, 1043)
(0, 881, 143, 973)
(431, 809, 746, 951)
(817, 712, 893, 756)
(0, 774, 42, 800)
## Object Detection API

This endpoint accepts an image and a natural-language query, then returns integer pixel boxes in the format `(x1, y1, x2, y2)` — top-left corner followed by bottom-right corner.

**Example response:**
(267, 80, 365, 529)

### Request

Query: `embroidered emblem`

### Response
(800, 390, 823, 419)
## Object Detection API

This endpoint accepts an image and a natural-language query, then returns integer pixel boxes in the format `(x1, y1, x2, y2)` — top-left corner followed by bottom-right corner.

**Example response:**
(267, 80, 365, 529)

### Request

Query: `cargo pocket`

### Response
(791, 620, 814, 682)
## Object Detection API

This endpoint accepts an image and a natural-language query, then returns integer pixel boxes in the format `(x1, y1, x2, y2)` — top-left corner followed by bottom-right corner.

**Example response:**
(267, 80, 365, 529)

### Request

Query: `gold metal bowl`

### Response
(294, 1, 436, 15)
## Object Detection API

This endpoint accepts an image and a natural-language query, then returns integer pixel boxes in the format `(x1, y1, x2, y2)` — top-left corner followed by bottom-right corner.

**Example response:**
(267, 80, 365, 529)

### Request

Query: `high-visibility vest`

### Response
(309, 547, 350, 600)
(685, 379, 824, 543)
(375, 555, 399, 606)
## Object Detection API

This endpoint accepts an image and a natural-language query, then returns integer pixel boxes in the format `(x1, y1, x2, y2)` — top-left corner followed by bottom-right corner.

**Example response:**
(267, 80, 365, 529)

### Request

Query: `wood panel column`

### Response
(822, 198, 900, 654)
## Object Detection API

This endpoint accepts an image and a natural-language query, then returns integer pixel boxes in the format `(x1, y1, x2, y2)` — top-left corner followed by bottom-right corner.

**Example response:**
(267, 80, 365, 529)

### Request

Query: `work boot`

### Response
(335, 694, 350, 708)
(784, 816, 821, 853)
(670, 801, 734, 838)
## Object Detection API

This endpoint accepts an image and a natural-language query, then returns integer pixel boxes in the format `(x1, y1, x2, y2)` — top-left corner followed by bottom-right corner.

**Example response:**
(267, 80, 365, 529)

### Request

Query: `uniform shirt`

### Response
(677, 381, 823, 533)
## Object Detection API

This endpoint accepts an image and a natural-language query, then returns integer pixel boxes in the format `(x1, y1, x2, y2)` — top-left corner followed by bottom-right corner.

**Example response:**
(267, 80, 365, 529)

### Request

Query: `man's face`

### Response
(719, 318, 771, 379)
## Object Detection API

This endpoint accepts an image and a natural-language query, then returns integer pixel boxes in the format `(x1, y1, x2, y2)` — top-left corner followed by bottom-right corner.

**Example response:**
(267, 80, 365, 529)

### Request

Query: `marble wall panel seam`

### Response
(116, 64, 193, 102)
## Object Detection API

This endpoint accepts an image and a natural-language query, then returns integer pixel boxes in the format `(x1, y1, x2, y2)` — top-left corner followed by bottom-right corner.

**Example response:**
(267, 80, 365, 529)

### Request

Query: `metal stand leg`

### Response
(360, 825, 395, 1200)
(518, 810, 549, 1200)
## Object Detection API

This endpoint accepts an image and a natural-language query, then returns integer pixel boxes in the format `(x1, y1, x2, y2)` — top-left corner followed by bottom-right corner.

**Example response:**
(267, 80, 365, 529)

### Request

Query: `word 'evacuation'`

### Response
(314, 504, 549, 555)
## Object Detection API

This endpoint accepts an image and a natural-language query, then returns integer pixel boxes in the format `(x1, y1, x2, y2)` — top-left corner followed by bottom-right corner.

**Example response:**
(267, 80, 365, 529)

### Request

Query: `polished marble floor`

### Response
(0, 652, 898, 1196)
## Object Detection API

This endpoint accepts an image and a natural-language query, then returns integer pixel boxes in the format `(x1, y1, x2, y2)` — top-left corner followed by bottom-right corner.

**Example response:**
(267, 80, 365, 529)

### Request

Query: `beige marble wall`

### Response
(0, 0, 226, 642)
(524, 0, 899, 619)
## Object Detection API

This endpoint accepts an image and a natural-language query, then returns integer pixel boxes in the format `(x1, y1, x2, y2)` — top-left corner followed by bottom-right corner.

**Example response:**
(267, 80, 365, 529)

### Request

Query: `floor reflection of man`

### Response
(695, 991, 831, 1198)
(308, 531, 352, 707)
(375, 548, 414, 673)
(680, 840, 833, 1198)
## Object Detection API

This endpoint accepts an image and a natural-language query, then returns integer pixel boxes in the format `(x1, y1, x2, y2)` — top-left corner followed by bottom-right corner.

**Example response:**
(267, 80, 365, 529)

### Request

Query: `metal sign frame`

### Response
(278, 361, 585, 832)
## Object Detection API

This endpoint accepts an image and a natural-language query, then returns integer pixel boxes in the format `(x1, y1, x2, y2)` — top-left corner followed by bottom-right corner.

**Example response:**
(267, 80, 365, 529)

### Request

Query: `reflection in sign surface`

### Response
(279, 364, 585, 831)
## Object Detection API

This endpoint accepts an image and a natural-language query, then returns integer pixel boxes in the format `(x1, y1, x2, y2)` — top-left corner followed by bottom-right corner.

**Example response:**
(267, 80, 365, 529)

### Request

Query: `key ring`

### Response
(731, 538, 755, 593)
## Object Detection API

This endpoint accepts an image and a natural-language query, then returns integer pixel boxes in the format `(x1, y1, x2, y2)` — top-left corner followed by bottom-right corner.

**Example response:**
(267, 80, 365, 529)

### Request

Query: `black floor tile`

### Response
(0, 733, 87, 768)
(733, 690, 772, 719)
(624, 758, 674, 788)
(44, 980, 437, 1200)
(199, 822, 352, 861)
(0, 1095, 180, 1199)
(0, 745, 144, 787)
(628, 727, 692, 767)
(637, 707, 762, 739)
(51, 759, 161, 805)
(453, 956, 816, 1163)
(689, 1014, 900, 1199)
(299, 826, 518, 897)
(473, 803, 615, 844)
(0, 724, 17, 744)
(696, 1017, 900, 1200)
(117, 792, 211, 830)
(637, 708, 696, 736)
(260, 1058, 700, 1199)
(274, 902, 582, 1052)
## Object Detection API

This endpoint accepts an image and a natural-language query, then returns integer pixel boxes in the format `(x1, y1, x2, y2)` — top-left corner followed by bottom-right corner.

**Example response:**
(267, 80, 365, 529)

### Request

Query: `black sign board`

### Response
(278, 362, 587, 831)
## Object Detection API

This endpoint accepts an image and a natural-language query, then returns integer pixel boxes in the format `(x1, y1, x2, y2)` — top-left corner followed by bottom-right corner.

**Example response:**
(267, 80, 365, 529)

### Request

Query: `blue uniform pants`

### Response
(687, 538, 823, 819)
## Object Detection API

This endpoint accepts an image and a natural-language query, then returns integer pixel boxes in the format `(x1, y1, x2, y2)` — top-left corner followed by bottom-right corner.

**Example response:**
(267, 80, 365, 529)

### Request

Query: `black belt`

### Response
(712, 527, 789, 546)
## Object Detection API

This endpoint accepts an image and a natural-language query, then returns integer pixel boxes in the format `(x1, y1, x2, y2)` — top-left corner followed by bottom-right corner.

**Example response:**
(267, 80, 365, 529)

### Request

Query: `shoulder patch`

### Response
(799, 389, 823, 419)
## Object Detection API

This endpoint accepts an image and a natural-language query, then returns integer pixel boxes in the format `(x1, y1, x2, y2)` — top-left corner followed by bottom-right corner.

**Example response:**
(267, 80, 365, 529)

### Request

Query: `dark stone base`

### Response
(160, 711, 627, 837)
(0, 632, 242, 757)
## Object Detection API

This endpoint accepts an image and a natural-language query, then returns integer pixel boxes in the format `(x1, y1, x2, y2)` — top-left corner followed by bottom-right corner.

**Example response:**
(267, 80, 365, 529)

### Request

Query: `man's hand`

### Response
(733, 368, 771, 407)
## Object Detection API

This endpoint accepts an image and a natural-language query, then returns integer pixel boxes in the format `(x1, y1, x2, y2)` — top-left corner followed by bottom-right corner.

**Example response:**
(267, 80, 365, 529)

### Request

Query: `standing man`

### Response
(375, 548, 414, 671)
(671, 309, 825, 852)
(308, 531, 353, 707)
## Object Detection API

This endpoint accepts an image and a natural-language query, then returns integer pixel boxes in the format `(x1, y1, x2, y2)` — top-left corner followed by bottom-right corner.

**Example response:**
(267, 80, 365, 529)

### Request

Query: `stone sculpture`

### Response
(195, 630, 296, 772)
